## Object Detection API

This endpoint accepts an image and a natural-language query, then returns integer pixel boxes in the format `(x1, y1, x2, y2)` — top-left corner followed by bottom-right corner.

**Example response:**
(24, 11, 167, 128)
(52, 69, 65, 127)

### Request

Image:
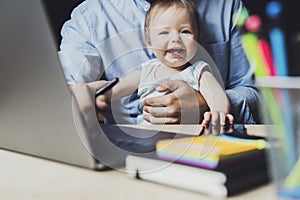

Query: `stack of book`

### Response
(126, 135, 269, 198)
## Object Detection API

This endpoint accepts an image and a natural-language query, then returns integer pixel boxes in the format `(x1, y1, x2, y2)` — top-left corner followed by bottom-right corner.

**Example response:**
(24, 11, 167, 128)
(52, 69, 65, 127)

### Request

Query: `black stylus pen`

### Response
(95, 77, 119, 97)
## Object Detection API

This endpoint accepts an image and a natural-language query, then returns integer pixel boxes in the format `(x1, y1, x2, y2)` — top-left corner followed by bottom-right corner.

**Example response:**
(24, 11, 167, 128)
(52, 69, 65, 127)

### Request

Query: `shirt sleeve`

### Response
(58, 1, 103, 85)
(225, 0, 261, 124)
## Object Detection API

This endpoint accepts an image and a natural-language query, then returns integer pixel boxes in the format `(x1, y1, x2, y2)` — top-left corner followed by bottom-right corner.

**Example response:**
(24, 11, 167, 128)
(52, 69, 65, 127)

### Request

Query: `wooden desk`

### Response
(0, 125, 276, 200)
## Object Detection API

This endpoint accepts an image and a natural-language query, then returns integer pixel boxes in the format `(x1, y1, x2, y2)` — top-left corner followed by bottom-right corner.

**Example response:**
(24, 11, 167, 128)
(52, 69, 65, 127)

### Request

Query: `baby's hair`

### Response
(144, 0, 201, 45)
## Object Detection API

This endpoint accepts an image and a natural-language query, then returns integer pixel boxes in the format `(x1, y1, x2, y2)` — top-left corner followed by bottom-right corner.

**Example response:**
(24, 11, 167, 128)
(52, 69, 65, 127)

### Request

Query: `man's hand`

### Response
(70, 81, 108, 123)
(143, 80, 209, 124)
(92, 80, 113, 111)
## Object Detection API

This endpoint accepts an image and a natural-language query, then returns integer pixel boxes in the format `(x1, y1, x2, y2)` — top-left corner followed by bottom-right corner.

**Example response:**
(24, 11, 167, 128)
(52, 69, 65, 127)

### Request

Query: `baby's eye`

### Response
(159, 31, 169, 35)
(181, 30, 192, 34)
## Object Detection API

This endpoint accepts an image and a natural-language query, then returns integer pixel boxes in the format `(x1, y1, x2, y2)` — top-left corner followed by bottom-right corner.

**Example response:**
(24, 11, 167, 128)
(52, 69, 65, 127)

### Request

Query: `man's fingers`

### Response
(143, 106, 167, 117)
(143, 113, 179, 124)
(88, 80, 111, 110)
(88, 80, 108, 93)
(95, 95, 109, 110)
(143, 93, 176, 107)
(143, 80, 201, 124)
(156, 80, 183, 92)
(143, 105, 178, 117)
(143, 97, 163, 107)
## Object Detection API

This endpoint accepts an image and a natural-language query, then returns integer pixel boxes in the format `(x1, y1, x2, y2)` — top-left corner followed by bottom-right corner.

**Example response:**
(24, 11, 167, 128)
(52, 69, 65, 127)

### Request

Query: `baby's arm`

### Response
(96, 70, 141, 110)
(110, 70, 141, 101)
(199, 70, 234, 128)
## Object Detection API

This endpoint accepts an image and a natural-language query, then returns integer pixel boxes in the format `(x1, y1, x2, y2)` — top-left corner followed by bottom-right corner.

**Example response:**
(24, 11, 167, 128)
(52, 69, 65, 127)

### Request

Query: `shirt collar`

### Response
(135, 0, 150, 11)
(135, 0, 198, 12)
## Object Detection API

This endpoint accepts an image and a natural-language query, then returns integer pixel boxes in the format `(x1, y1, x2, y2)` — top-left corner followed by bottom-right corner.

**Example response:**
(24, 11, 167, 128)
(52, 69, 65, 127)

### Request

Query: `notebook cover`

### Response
(126, 153, 269, 197)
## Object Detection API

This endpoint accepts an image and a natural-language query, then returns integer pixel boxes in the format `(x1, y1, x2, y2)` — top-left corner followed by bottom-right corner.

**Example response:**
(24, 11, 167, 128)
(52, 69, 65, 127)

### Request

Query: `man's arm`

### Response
(194, 0, 261, 124)
(58, 2, 103, 85)
(226, 86, 261, 124)
(225, 0, 261, 124)
(69, 81, 107, 117)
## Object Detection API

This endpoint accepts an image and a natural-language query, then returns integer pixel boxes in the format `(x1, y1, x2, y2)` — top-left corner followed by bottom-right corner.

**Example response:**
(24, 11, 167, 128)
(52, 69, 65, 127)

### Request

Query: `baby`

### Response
(97, 0, 234, 130)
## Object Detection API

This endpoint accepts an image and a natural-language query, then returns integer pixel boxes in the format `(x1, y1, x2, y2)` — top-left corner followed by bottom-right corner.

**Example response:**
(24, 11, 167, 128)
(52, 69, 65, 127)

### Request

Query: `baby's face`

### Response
(147, 6, 197, 71)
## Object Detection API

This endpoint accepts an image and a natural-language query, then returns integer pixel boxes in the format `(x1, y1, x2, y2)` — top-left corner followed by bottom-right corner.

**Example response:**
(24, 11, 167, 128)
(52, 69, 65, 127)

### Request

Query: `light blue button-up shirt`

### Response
(58, 0, 261, 124)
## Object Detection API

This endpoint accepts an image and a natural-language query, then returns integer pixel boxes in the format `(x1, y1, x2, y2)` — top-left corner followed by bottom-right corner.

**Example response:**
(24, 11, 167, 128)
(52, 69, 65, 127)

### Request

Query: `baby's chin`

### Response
(167, 61, 191, 71)
(165, 54, 194, 66)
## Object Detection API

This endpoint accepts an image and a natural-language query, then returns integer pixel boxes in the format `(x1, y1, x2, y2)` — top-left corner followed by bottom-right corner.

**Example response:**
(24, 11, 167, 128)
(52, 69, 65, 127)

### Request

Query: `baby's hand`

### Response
(200, 111, 234, 135)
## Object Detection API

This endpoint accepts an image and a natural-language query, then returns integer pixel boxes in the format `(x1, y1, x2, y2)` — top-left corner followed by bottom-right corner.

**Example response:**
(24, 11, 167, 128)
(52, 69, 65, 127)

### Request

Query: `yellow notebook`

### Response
(156, 135, 267, 169)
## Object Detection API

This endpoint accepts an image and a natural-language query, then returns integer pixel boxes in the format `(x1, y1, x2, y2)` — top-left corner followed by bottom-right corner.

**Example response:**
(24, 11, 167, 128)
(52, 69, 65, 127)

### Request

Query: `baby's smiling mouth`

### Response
(166, 48, 185, 56)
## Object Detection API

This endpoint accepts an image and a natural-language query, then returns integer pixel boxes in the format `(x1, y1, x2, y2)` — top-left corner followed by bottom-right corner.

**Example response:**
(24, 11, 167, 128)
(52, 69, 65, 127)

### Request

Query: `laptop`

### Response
(0, 0, 182, 170)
